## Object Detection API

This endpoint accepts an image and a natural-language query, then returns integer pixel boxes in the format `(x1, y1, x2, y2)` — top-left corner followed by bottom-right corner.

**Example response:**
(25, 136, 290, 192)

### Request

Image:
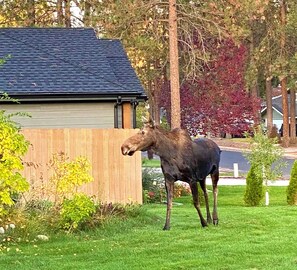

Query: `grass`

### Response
(1, 186, 297, 270)
(142, 158, 161, 167)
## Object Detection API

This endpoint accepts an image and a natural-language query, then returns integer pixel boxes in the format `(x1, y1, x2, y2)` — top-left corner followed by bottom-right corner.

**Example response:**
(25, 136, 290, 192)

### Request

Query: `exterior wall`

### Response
(262, 109, 283, 130)
(1, 103, 115, 128)
(272, 110, 283, 130)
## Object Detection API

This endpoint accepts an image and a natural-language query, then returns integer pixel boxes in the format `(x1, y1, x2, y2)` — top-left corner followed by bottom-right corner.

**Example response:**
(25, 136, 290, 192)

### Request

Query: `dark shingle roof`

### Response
(272, 95, 297, 117)
(262, 94, 297, 117)
(0, 27, 145, 98)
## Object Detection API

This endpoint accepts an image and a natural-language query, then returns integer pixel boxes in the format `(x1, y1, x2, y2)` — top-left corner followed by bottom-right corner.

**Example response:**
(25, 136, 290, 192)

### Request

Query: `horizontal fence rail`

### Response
(21, 129, 142, 204)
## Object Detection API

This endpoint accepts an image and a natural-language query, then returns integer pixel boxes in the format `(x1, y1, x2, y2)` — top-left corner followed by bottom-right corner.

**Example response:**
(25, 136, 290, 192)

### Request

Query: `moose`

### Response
(121, 119, 221, 230)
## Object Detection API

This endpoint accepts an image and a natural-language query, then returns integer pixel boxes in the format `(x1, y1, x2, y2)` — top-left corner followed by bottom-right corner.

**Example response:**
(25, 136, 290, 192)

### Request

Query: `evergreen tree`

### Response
(244, 127, 285, 206)
(244, 165, 264, 206)
(287, 160, 297, 205)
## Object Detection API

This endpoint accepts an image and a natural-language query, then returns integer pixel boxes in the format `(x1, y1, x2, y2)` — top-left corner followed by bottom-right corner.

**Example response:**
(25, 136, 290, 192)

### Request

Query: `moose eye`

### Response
(141, 130, 145, 135)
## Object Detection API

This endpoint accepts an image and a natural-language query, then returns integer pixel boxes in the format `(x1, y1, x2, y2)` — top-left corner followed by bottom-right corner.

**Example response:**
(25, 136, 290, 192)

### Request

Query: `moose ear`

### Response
(147, 115, 155, 128)
(142, 115, 155, 128)
(142, 102, 155, 127)
(142, 115, 148, 123)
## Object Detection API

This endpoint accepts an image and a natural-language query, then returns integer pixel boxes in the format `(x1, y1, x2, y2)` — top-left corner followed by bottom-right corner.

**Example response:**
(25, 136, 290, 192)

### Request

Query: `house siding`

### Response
(1, 103, 116, 128)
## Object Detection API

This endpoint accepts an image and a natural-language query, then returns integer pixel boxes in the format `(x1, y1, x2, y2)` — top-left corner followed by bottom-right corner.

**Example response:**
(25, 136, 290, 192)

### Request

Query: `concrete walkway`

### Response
(146, 168, 289, 186)
(206, 177, 289, 186)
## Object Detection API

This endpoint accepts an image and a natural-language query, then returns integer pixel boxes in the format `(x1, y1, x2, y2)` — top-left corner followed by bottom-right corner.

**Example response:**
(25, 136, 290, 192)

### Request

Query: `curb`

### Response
(218, 146, 297, 159)
(206, 177, 289, 186)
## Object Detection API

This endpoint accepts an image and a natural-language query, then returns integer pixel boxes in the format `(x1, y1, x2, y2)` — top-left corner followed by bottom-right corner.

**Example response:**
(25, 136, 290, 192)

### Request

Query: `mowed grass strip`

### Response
(1, 186, 296, 270)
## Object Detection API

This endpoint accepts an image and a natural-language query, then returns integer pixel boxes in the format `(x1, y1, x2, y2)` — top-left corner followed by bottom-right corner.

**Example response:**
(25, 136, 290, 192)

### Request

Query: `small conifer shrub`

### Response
(244, 165, 264, 206)
(287, 160, 297, 205)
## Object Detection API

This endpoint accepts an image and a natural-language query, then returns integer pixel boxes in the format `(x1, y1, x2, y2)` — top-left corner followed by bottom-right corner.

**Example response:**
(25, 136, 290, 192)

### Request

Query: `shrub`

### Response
(244, 165, 264, 206)
(0, 109, 30, 217)
(22, 152, 96, 232)
(47, 152, 94, 205)
(60, 193, 96, 231)
(142, 169, 194, 203)
(142, 168, 165, 203)
(244, 126, 285, 206)
(89, 202, 142, 228)
(174, 182, 191, 198)
(287, 160, 297, 205)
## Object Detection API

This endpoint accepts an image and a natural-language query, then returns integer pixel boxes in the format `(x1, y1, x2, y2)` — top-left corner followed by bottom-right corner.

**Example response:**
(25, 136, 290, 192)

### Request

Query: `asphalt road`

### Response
(220, 150, 294, 178)
(142, 149, 294, 178)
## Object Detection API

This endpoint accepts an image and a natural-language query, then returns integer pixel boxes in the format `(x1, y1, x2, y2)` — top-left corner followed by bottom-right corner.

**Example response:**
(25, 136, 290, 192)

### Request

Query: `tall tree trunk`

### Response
(57, 0, 64, 25)
(153, 60, 162, 125)
(265, 76, 273, 135)
(169, 0, 180, 129)
(249, 19, 260, 125)
(280, 77, 289, 146)
(64, 0, 71, 27)
(280, 0, 289, 147)
(290, 88, 296, 143)
(27, 0, 35, 26)
(84, 1, 91, 27)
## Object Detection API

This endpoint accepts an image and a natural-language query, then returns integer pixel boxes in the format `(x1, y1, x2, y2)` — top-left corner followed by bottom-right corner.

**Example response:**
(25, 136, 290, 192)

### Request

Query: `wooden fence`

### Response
(21, 129, 142, 204)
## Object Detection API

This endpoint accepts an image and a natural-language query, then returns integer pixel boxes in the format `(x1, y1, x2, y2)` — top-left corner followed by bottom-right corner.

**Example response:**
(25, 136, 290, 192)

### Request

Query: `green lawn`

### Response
(142, 157, 161, 167)
(1, 186, 297, 270)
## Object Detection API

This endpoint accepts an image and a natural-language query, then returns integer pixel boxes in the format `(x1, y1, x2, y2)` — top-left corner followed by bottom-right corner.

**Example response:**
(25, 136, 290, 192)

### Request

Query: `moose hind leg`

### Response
(211, 171, 219, 225)
(163, 179, 174, 230)
(199, 179, 212, 224)
(190, 181, 208, 227)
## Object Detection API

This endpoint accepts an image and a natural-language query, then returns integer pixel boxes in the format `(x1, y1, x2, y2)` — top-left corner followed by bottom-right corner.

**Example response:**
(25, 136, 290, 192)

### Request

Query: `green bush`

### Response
(60, 193, 96, 231)
(47, 152, 94, 205)
(142, 168, 165, 203)
(142, 168, 194, 204)
(244, 165, 264, 206)
(287, 160, 297, 205)
(0, 110, 30, 217)
(22, 152, 96, 232)
(244, 126, 284, 206)
(174, 182, 191, 198)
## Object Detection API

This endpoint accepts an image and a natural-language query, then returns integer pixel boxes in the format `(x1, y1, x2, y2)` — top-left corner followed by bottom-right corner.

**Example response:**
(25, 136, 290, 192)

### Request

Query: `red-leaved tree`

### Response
(160, 39, 261, 136)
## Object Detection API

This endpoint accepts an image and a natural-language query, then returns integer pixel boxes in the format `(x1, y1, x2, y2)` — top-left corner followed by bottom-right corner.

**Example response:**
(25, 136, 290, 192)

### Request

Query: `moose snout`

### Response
(121, 143, 135, 156)
(121, 144, 129, 155)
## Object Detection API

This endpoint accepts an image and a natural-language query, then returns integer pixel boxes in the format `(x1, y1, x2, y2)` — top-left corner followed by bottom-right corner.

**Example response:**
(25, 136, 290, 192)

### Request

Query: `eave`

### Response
(0, 93, 147, 103)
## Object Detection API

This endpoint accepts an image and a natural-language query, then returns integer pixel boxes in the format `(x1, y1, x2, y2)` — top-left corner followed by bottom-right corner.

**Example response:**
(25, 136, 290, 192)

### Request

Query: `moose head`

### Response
(121, 117, 157, 156)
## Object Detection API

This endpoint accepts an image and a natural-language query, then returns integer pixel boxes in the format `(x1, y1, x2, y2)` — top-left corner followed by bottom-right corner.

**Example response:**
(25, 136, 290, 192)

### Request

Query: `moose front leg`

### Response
(163, 179, 174, 230)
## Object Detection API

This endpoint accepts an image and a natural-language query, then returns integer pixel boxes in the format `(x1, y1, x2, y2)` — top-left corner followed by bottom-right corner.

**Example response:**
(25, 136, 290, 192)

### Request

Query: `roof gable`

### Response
(261, 94, 297, 117)
(0, 28, 145, 97)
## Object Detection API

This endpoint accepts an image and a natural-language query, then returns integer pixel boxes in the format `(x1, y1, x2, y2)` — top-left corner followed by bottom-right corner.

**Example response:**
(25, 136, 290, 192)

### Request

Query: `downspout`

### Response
(114, 96, 122, 128)
(131, 100, 139, 128)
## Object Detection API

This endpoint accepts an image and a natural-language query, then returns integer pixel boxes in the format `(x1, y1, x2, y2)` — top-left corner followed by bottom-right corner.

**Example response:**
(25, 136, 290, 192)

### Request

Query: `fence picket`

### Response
(21, 129, 142, 204)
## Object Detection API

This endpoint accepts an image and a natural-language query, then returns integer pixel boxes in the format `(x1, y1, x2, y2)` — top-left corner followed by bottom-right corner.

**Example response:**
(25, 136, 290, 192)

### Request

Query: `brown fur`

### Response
(121, 121, 221, 230)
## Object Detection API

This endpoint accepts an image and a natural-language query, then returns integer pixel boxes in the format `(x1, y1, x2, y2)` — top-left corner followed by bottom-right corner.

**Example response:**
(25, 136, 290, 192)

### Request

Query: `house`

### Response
(0, 27, 146, 128)
(261, 93, 297, 132)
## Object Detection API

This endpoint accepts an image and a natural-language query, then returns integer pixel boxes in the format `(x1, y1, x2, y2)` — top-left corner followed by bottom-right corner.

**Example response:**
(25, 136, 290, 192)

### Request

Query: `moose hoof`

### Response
(163, 225, 170, 231)
(213, 219, 219, 226)
(201, 220, 208, 227)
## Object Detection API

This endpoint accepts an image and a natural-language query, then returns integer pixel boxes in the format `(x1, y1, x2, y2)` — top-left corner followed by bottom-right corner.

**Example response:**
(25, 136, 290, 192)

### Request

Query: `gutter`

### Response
(0, 93, 147, 103)
(114, 96, 122, 128)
